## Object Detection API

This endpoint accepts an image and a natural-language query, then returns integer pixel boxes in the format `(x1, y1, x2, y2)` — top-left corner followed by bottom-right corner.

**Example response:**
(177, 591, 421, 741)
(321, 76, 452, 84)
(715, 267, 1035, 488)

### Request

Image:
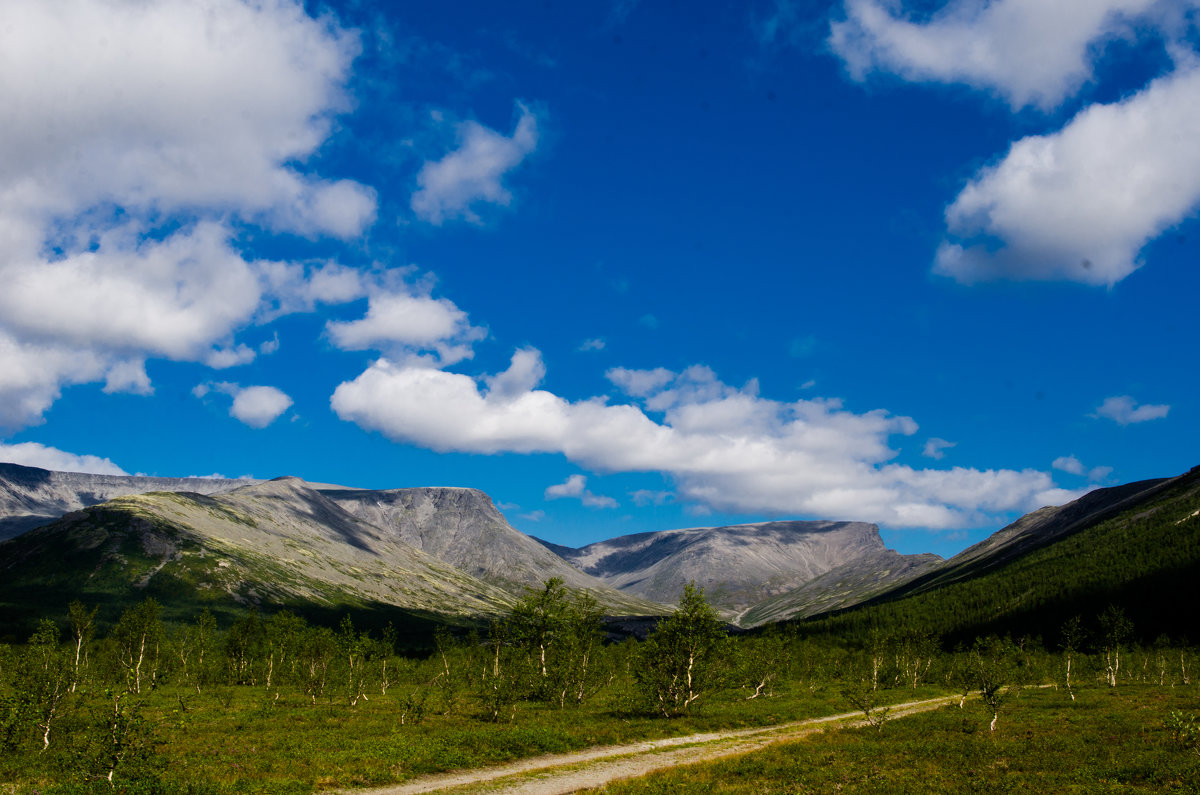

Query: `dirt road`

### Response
(339, 694, 963, 795)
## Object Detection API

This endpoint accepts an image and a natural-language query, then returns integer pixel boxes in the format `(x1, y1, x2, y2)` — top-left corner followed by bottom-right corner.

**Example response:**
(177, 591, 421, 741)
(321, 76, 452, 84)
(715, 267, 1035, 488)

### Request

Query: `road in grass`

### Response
(339, 694, 965, 795)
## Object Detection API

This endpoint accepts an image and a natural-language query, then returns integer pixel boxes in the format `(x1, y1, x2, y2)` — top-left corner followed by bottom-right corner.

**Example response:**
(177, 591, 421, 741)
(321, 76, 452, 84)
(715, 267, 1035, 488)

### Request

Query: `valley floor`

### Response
(337, 695, 962, 795)
(590, 686, 1200, 794)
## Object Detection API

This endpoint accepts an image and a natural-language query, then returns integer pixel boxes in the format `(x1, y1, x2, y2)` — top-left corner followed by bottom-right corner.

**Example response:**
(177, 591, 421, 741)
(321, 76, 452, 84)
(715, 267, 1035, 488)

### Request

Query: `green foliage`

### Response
(0, 589, 1195, 792)
(635, 583, 728, 717)
(65, 690, 163, 790)
(968, 635, 1022, 731)
(1099, 603, 1135, 687)
(1165, 710, 1199, 753)
(111, 598, 164, 694)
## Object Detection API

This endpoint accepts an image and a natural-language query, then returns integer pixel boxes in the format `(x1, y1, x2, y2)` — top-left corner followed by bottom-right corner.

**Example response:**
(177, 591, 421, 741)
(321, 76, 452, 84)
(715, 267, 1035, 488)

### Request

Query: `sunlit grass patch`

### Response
(592, 685, 1200, 794)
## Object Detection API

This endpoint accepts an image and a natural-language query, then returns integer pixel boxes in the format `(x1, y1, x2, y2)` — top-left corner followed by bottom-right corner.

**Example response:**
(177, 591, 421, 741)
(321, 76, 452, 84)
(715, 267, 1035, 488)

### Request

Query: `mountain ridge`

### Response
(540, 519, 942, 619)
(0, 462, 255, 541)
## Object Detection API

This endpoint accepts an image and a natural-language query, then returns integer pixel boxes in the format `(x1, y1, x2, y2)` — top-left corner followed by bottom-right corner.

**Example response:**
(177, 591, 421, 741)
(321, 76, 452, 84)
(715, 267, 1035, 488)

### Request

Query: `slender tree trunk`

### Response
(134, 634, 146, 694)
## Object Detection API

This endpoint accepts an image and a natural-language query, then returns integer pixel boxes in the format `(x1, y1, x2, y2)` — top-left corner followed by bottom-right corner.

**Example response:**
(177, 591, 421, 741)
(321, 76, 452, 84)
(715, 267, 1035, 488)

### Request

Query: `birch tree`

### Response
(636, 583, 727, 717)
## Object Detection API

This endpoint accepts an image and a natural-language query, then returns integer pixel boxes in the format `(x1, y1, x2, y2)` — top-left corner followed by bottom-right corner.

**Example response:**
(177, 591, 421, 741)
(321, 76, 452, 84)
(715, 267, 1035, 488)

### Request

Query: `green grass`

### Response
(591, 684, 1200, 793)
(0, 677, 938, 793)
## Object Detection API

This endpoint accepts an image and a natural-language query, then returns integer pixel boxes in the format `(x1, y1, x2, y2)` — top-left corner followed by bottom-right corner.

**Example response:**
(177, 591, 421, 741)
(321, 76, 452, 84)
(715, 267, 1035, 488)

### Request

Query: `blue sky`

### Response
(1, 0, 1197, 557)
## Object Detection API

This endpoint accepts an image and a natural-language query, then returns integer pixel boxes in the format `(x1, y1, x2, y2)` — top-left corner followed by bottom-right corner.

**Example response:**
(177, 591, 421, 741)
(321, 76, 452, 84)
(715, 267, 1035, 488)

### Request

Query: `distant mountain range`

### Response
(539, 520, 941, 622)
(1, 460, 1196, 643)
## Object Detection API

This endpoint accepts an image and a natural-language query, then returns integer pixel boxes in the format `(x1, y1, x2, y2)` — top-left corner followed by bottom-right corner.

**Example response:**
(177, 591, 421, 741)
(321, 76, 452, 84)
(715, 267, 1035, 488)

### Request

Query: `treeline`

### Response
(2, 580, 1196, 791)
(801, 477, 1200, 646)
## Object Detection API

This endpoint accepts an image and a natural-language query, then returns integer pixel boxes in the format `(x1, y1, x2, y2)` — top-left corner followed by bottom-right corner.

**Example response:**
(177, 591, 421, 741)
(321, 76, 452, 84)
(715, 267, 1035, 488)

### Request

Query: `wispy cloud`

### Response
(1092, 395, 1170, 425)
(411, 102, 540, 225)
(1052, 455, 1086, 476)
(922, 438, 956, 460)
(631, 489, 673, 507)
(544, 474, 619, 509)
(1054, 455, 1114, 482)
(830, 0, 1158, 111)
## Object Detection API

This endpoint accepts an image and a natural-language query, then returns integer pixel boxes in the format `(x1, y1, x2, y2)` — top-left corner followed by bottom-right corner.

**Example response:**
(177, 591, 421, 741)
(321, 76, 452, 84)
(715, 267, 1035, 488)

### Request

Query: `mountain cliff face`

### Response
(0, 463, 250, 541)
(322, 487, 666, 614)
(543, 520, 917, 616)
(11, 460, 1182, 635)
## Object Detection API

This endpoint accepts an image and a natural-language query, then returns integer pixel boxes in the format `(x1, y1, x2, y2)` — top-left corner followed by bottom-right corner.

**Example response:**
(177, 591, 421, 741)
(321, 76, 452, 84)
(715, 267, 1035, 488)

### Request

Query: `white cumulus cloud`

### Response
(331, 350, 1083, 529)
(828, 1, 1200, 287)
(326, 286, 486, 366)
(197, 382, 293, 428)
(0, 0, 375, 428)
(411, 103, 540, 225)
(935, 63, 1200, 287)
(0, 442, 127, 475)
(1092, 395, 1170, 425)
(830, 0, 1161, 110)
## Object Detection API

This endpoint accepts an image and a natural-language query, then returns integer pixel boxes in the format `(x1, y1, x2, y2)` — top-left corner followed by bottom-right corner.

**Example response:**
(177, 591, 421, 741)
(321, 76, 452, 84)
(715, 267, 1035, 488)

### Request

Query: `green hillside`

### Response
(0, 482, 519, 643)
(798, 465, 1200, 647)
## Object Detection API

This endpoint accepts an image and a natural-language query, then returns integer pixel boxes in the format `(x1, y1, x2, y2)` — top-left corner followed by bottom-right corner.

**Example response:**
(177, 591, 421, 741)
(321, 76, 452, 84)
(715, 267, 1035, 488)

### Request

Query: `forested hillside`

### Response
(799, 465, 1200, 646)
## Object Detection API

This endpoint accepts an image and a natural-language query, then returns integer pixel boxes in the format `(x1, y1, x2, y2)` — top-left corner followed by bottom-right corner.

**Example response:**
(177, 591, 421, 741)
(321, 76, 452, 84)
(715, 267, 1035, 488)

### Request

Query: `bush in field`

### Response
(1165, 710, 1199, 753)
(65, 690, 162, 789)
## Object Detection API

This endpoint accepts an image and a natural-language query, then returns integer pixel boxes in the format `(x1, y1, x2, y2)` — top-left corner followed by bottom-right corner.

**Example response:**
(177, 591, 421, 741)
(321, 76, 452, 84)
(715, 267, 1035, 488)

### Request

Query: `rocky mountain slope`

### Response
(0, 477, 518, 622)
(738, 548, 942, 626)
(8, 459, 1189, 638)
(541, 520, 940, 619)
(0, 464, 665, 622)
(0, 462, 251, 540)
(323, 487, 666, 614)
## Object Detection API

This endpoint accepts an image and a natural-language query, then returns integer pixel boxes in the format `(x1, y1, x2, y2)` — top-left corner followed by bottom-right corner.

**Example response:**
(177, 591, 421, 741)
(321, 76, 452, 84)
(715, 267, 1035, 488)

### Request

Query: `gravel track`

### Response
(339, 694, 963, 795)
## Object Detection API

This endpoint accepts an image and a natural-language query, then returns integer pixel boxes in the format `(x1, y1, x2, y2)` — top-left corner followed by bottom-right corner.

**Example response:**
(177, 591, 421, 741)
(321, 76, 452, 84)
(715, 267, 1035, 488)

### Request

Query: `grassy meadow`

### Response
(592, 684, 1200, 793)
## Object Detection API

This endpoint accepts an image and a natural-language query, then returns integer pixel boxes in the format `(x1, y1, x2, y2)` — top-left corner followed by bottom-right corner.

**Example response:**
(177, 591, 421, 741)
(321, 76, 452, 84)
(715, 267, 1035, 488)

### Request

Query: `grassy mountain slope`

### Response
(881, 476, 1172, 602)
(798, 465, 1200, 646)
(0, 462, 251, 540)
(0, 477, 517, 639)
